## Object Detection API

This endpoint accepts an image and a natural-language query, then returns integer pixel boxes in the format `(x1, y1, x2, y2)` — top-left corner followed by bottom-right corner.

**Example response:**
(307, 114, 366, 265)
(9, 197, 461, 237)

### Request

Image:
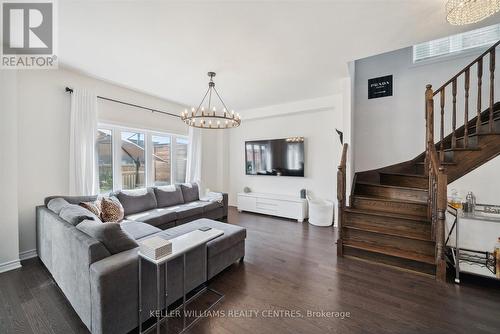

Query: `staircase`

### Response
(337, 40, 500, 280)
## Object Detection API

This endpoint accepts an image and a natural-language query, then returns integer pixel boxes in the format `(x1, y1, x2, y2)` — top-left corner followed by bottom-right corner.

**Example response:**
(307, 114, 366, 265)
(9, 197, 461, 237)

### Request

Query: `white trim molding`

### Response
(19, 249, 38, 261)
(0, 259, 21, 274)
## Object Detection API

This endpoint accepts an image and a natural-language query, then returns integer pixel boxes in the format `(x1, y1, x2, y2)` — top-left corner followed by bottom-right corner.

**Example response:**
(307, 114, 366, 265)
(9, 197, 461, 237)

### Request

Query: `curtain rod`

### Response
(65, 87, 180, 118)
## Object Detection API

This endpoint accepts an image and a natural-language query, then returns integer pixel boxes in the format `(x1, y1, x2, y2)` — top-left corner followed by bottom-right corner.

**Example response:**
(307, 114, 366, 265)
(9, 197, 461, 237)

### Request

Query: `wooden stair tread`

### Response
(443, 147, 481, 152)
(345, 207, 430, 223)
(343, 253, 435, 278)
(415, 161, 456, 166)
(353, 195, 427, 205)
(355, 181, 428, 192)
(343, 225, 431, 242)
(343, 240, 435, 265)
(379, 172, 426, 178)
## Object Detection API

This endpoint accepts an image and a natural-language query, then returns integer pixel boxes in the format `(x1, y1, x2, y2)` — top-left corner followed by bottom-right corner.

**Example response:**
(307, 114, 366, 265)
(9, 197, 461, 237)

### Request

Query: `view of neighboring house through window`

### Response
(121, 131, 146, 190)
(96, 129, 113, 193)
(96, 126, 188, 193)
(175, 137, 188, 183)
(152, 135, 171, 186)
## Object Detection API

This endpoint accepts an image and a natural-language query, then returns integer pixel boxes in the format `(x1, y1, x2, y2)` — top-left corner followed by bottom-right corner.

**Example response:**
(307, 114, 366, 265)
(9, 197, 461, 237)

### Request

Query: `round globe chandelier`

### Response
(446, 0, 500, 25)
(181, 72, 241, 129)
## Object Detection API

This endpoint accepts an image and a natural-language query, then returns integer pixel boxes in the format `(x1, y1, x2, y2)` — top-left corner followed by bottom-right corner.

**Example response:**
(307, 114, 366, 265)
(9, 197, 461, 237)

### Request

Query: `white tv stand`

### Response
(237, 192, 308, 222)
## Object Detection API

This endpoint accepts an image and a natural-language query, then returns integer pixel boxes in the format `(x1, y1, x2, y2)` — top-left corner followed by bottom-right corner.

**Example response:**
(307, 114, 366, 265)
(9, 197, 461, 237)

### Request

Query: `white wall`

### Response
(16, 67, 188, 256)
(0, 70, 21, 273)
(354, 46, 500, 172)
(226, 95, 344, 208)
(449, 161, 500, 205)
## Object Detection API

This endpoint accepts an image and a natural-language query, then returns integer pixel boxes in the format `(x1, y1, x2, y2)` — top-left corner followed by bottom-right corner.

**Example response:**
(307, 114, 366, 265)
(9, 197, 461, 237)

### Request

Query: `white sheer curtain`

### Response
(185, 126, 202, 185)
(69, 89, 98, 195)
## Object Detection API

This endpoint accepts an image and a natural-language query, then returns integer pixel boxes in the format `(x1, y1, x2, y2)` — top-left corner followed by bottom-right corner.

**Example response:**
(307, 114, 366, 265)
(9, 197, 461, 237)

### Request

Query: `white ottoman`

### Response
(308, 199, 334, 226)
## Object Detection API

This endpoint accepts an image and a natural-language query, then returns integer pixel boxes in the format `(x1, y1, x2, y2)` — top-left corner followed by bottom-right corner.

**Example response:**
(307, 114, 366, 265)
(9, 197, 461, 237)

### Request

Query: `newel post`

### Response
(435, 167, 447, 282)
(337, 143, 348, 257)
(424, 84, 434, 176)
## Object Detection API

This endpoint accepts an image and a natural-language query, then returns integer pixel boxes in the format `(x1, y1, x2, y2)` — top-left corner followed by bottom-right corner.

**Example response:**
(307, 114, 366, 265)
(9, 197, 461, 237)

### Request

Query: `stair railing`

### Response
(337, 143, 348, 256)
(425, 40, 500, 281)
(425, 85, 448, 282)
(431, 40, 500, 160)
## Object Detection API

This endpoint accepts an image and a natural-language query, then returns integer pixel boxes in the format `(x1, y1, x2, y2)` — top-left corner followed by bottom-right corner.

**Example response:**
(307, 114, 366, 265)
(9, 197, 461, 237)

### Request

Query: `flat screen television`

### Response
(245, 138, 305, 177)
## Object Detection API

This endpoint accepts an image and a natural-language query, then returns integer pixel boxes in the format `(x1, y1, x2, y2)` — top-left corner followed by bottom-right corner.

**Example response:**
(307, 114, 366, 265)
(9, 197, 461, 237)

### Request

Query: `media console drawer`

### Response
(237, 192, 308, 222)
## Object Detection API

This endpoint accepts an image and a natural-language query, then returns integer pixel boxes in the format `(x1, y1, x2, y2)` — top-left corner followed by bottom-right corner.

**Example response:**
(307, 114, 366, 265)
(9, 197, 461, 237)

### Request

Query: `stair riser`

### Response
(476, 119, 500, 134)
(352, 197, 428, 217)
(455, 135, 478, 149)
(379, 174, 428, 189)
(343, 246, 436, 276)
(345, 212, 431, 240)
(355, 183, 428, 202)
(343, 228, 435, 257)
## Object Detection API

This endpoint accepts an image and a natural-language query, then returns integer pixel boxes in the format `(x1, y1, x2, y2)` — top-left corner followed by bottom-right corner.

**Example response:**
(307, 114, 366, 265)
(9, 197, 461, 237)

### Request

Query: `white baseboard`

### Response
(19, 249, 38, 261)
(0, 259, 22, 274)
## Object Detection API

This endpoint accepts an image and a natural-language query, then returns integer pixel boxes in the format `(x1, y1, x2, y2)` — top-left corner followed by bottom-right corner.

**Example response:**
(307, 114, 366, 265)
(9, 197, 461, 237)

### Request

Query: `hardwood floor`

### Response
(2, 206, 500, 334)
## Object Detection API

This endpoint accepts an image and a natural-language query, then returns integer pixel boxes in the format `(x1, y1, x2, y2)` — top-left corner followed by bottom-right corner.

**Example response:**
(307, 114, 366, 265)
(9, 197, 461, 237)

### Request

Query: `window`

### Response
(152, 135, 171, 186)
(121, 131, 146, 190)
(174, 137, 188, 183)
(96, 125, 188, 193)
(413, 24, 500, 63)
(96, 129, 113, 193)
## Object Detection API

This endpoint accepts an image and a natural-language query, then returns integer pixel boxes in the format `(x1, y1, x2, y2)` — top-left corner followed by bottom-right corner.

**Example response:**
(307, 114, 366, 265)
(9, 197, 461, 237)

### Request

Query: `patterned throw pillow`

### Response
(79, 200, 102, 217)
(101, 197, 124, 223)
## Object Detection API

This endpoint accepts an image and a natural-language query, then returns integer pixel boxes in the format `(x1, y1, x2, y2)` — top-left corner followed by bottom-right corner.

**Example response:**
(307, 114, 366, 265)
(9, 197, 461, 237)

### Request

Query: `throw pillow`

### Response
(47, 198, 70, 214)
(154, 185, 185, 207)
(115, 188, 157, 215)
(101, 196, 125, 222)
(76, 219, 138, 254)
(79, 200, 102, 217)
(59, 204, 100, 226)
(180, 183, 200, 202)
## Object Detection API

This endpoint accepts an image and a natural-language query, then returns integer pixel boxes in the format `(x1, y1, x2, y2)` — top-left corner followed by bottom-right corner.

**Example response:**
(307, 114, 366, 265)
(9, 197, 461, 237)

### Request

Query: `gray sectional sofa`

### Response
(36, 184, 246, 334)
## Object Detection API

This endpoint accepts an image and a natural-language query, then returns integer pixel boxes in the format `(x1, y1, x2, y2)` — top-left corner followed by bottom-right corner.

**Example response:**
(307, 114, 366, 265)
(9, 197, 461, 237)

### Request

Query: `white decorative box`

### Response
(139, 236, 172, 260)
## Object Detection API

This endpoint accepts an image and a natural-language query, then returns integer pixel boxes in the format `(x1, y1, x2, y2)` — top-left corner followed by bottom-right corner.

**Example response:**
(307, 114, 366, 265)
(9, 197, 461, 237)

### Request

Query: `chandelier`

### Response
(446, 0, 500, 25)
(181, 72, 241, 129)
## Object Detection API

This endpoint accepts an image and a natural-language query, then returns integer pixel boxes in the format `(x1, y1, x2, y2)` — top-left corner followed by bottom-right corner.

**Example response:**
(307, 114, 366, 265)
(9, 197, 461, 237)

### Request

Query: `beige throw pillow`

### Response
(79, 200, 102, 217)
(101, 197, 125, 223)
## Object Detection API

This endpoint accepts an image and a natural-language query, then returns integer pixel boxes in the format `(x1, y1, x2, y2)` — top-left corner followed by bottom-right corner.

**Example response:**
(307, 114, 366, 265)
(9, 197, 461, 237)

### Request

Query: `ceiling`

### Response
(59, 0, 500, 110)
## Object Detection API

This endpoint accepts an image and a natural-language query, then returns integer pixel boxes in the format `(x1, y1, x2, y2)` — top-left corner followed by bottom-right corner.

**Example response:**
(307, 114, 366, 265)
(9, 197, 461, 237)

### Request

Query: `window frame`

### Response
(412, 23, 500, 64)
(97, 123, 188, 193)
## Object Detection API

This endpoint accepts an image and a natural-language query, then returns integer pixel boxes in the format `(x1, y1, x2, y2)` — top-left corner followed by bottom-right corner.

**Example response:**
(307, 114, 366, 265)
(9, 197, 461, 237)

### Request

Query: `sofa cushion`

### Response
(120, 220, 162, 240)
(191, 200, 223, 213)
(125, 208, 177, 227)
(76, 220, 138, 254)
(154, 185, 184, 208)
(116, 188, 158, 215)
(180, 183, 199, 203)
(172, 202, 204, 219)
(59, 204, 100, 226)
(47, 198, 70, 214)
(101, 196, 125, 223)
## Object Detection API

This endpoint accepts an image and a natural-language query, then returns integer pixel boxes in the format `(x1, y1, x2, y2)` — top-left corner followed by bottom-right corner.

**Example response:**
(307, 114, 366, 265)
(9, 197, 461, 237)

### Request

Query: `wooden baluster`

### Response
(464, 69, 470, 147)
(452, 79, 457, 148)
(490, 48, 495, 133)
(477, 58, 483, 132)
(440, 89, 445, 161)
